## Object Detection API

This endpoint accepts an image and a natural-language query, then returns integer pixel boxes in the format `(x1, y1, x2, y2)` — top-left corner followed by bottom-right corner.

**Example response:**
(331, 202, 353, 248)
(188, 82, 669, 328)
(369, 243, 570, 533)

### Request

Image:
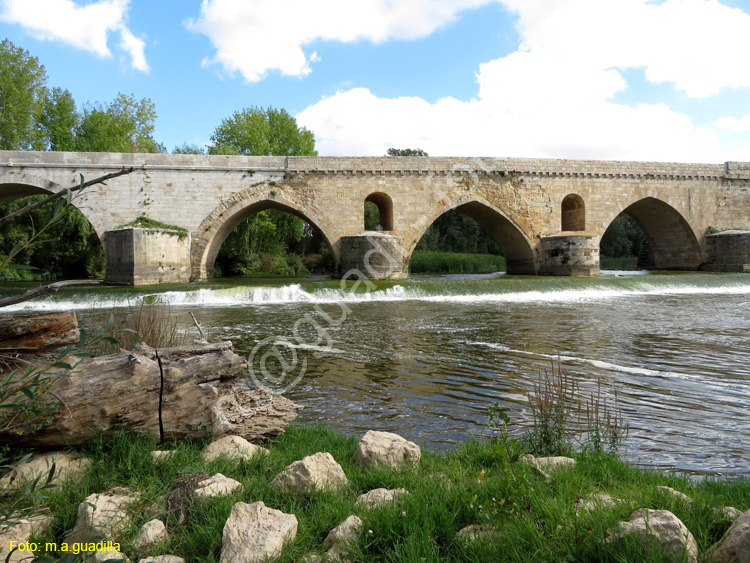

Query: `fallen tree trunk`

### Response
(0, 312, 80, 353)
(0, 341, 301, 446)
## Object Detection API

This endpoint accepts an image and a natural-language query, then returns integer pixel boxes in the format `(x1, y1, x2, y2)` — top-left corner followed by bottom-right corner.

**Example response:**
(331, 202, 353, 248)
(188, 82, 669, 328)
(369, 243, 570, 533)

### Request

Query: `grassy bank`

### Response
(410, 251, 506, 274)
(600, 257, 639, 270)
(5, 426, 748, 562)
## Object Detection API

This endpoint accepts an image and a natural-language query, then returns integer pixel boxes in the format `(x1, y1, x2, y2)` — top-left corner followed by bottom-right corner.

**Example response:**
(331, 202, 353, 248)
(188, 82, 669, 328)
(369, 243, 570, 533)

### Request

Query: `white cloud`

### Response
(716, 115, 750, 133)
(186, 0, 492, 82)
(297, 0, 750, 161)
(0, 0, 149, 72)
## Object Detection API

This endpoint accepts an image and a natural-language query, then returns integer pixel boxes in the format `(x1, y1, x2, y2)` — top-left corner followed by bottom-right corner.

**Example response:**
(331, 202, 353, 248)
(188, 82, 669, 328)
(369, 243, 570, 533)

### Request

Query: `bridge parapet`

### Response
(724, 162, 750, 180)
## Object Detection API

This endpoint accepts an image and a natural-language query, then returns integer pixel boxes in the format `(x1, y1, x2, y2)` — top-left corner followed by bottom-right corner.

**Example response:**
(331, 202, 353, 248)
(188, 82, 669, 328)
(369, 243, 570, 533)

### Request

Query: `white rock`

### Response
(355, 488, 409, 510)
(704, 509, 750, 563)
(137, 557, 185, 563)
(150, 451, 175, 463)
(220, 501, 298, 563)
(194, 473, 243, 498)
(535, 456, 576, 471)
(519, 454, 552, 482)
(324, 515, 363, 550)
(89, 550, 130, 562)
(609, 508, 698, 563)
(656, 486, 693, 504)
(578, 493, 623, 512)
(133, 519, 168, 549)
(202, 435, 268, 463)
(0, 452, 90, 489)
(270, 452, 348, 495)
(0, 515, 53, 563)
(455, 524, 496, 544)
(351, 431, 421, 469)
(65, 488, 140, 546)
(719, 506, 743, 522)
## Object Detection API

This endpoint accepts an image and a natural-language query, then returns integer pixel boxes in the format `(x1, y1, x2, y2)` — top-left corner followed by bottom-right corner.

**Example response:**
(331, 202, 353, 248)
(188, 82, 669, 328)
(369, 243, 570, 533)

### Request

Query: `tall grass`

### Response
(410, 251, 506, 274)
(83, 301, 189, 354)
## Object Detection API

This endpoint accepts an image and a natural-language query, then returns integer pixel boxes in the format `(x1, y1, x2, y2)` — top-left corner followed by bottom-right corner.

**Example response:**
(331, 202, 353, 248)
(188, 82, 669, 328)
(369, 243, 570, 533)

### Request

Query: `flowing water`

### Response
(3, 271, 749, 476)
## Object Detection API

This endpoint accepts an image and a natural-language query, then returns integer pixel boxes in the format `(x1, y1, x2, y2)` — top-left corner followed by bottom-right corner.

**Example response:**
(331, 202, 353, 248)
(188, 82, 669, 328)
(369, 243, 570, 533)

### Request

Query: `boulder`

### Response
(455, 524, 496, 545)
(519, 454, 552, 482)
(137, 557, 185, 563)
(656, 486, 693, 504)
(270, 452, 348, 495)
(0, 452, 90, 489)
(355, 488, 409, 510)
(578, 493, 623, 512)
(325, 515, 363, 562)
(65, 488, 140, 546)
(0, 515, 53, 563)
(719, 506, 743, 522)
(133, 519, 168, 549)
(704, 509, 750, 563)
(89, 550, 130, 562)
(194, 473, 243, 498)
(351, 431, 421, 469)
(202, 435, 268, 463)
(220, 501, 298, 563)
(609, 508, 698, 563)
(535, 456, 576, 471)
(150, 451, 175, 463)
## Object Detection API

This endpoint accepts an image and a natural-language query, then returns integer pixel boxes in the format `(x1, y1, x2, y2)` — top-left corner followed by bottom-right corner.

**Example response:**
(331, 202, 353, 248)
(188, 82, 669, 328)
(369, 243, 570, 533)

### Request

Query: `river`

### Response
(3, 271, 749, 476)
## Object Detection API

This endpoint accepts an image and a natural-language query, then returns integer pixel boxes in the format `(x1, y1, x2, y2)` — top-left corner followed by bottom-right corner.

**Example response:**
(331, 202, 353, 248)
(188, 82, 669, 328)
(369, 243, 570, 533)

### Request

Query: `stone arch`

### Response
(601, 196, 701, 269)
(192, 191, 338, 279)
(561, 193, 585, 231)
(406, 194, 537, 275)
(364, 191, 394, 231)
(0, 172, 105, 241)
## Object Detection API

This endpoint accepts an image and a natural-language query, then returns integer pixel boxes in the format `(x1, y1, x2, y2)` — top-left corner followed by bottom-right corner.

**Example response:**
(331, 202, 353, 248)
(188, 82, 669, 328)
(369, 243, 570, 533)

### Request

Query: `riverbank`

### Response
(3, 425, 748, 562)
(409, 251, 506, 273)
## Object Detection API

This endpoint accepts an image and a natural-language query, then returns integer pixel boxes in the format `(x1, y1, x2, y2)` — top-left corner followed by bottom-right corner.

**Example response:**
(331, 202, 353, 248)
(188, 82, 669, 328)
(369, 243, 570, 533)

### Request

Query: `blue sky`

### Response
(2, 0, 750, 162)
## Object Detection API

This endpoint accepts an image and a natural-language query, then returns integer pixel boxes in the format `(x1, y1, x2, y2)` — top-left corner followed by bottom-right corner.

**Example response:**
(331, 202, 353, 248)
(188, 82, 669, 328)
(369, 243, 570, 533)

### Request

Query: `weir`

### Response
(1, 151, 749, 284)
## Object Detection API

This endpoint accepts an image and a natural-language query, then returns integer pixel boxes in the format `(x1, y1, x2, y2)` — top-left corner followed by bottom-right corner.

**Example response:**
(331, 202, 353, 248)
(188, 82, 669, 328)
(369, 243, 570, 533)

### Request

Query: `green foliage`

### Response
(409, 251, 506, 274)
(364, 200, 380, 230)
(75, 93, 163, 154)
(600, 257, 638, 270)
(172, 143, 207, 155)
(386, 148, 429, 156)
(117, 216, 188, 239)
(416, 210, 503, 255)
(209, 106, 317, 157)
(0, 39, 49, 150)
(40, 88, 78, 152)
(601, 213, 646, 259)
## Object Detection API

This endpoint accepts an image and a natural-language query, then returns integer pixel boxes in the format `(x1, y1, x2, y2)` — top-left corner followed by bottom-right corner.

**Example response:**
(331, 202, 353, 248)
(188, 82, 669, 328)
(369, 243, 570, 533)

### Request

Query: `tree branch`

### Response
(0, 167, 134, 227)
(0, 280, 103, 309)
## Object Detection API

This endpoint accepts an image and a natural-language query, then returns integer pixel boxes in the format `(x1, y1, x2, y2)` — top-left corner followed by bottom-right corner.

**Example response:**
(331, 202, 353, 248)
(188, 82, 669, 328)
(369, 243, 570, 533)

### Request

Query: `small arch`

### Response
(561, 194, 585, 231)
(193, 193, 337, 279)
(364, 192, 394, 231)
(601, 197, 701, 270)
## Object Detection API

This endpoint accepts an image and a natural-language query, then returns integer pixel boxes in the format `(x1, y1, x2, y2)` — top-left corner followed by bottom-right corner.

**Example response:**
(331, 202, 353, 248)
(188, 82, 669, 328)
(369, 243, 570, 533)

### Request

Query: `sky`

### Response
(2, 0, 750, 163)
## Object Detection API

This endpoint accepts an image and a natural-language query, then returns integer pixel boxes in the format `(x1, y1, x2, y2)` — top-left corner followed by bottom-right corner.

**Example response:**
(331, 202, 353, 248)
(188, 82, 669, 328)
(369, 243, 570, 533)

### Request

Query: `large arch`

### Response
(364, 191, 394, 231)
(192, 191, 338, 279)
(406, 194, 537, 275)
(601, 197, 702, 269)
(561, 193, 585, 231)
(0, 173, 105, 242)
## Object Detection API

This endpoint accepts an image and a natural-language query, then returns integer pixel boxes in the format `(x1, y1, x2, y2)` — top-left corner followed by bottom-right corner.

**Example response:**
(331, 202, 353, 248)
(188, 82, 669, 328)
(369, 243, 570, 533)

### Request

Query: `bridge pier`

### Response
(702, 230, 750, 272)
(540, 234, 600, 277)
(339, 232, 407, 280)
(104, 228, 192, 285)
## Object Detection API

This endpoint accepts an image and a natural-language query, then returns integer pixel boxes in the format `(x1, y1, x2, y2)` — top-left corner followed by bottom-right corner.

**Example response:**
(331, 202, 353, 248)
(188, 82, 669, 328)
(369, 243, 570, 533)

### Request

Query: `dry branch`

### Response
(0, 312, 79, 353)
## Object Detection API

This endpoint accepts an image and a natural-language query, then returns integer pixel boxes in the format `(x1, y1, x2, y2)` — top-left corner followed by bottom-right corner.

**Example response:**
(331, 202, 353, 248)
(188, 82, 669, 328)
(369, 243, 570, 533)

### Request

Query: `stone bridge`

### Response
(1, 151, 749, 284)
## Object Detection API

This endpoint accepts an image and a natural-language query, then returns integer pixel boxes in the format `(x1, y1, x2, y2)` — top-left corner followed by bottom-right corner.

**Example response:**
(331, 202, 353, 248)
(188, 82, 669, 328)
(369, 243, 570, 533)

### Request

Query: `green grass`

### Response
(410, 251, 506, 274)
(4, 426, 748, 562)
(116, 216, 188, 238)
(600, 257, 639, 270)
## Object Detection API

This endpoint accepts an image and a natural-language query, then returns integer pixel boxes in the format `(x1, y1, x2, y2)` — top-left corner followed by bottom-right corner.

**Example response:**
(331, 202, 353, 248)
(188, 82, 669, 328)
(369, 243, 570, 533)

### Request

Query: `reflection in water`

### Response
(3, 271, 749, 475)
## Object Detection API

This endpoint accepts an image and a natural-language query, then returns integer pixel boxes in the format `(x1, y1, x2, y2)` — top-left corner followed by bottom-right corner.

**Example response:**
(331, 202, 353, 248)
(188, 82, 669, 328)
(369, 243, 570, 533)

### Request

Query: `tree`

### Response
(209, 106, 317, 156)
(40, 87, 78, 151)
(76, 93, 163, 153)
(173, 143, 207, 155)
(386, 148, 428, 156)
(0, 39, 48, 150)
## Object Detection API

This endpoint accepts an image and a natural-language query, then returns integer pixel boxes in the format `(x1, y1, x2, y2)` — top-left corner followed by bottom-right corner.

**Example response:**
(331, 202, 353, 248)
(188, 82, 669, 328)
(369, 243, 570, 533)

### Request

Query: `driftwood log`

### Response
(0, 341, 301, 446)
(0, 312, 80, 353)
